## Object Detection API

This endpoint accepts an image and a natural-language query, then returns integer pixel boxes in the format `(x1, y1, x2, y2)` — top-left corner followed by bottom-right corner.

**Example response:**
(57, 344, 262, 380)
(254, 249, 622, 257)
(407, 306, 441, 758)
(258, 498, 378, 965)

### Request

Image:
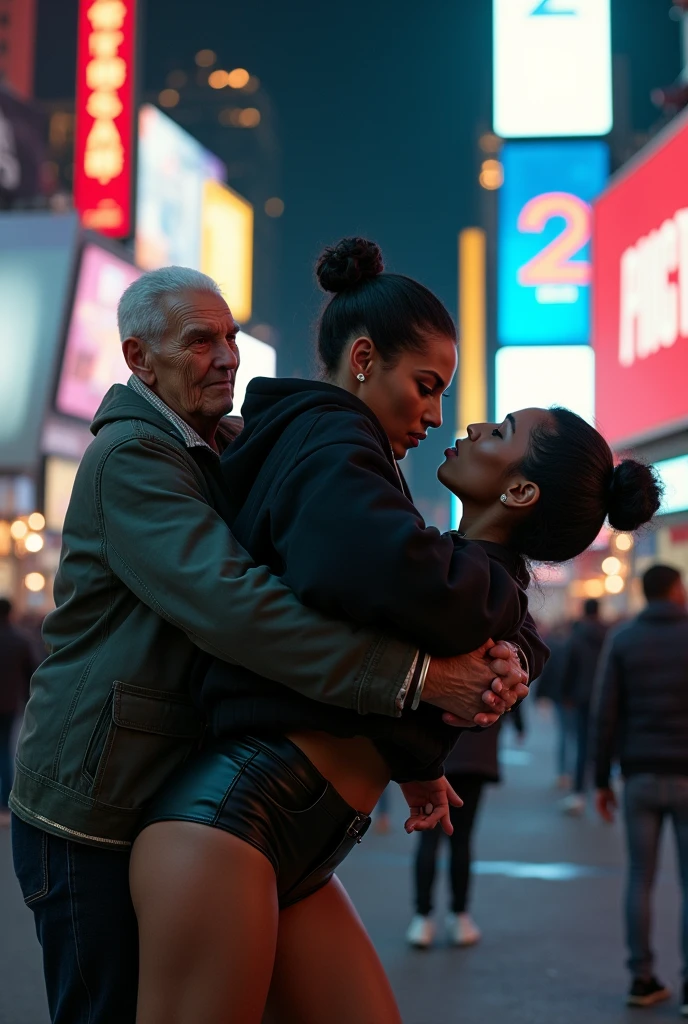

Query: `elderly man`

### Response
(10, 267, 539, 1024)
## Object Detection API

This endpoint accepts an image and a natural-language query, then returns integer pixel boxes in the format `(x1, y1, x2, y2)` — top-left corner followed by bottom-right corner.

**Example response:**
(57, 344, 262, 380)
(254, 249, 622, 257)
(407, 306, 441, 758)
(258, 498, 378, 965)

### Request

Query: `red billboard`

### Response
(73, 0, 137, 239)
(593, 110, 688, 447)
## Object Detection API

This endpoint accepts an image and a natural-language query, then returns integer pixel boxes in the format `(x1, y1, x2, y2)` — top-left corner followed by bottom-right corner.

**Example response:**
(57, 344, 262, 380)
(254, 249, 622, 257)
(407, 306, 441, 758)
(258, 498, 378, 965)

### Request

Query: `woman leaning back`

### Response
(130, 238, 661, 1024)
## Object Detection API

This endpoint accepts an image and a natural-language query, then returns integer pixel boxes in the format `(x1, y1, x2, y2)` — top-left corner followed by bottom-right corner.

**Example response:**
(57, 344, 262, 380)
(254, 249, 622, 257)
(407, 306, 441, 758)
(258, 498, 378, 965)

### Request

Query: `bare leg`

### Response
(131, 822, 279, 1024)
(264, 876, 402, 1024)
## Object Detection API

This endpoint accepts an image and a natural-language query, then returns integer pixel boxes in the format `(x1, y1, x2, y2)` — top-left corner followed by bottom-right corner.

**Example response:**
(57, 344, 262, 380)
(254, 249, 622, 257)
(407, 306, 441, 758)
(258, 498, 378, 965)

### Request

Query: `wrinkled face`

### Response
(438, 408, 554, 505)
(358, 335, 458, 459)
(147, 289, 240, 426)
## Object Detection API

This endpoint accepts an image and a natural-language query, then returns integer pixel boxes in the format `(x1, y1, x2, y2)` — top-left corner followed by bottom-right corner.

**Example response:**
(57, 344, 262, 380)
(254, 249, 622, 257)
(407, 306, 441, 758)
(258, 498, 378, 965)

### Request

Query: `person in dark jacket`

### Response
(593, 564, 688, 1011)
(0, 598, 36, 826)
(534, 622, 575, 787)
(407, 720, 504, 949)
(130, 238, 661, 1024)
(559, 599, 608, 814)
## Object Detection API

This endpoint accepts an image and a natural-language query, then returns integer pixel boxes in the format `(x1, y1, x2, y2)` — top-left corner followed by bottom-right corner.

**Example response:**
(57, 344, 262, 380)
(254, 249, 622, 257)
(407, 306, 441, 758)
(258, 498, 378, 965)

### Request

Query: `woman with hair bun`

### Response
(131, 238, 662, 1024)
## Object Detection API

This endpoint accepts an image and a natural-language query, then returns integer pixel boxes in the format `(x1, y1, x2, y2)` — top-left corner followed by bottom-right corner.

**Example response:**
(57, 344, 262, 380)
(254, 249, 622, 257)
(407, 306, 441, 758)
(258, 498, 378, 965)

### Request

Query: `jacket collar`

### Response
(127, 375, 214, 452)
(639, 600, 688, 622)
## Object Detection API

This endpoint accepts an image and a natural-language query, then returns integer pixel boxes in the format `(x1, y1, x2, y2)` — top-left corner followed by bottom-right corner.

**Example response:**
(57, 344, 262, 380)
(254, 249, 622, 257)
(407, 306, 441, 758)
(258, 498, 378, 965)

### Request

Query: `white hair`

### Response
(117, 266, 223, 347)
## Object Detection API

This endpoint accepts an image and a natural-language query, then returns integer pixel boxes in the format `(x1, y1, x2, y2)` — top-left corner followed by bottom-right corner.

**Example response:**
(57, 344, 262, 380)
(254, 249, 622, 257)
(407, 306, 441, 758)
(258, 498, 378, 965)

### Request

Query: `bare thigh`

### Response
(264, 876, 402, 1024)
(130, 821, 279, 1024)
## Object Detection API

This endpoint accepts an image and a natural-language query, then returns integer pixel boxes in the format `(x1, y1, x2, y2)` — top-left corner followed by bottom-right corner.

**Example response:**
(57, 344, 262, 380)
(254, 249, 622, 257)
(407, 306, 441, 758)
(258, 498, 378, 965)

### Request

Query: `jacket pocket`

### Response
(82, 681, 205, 810)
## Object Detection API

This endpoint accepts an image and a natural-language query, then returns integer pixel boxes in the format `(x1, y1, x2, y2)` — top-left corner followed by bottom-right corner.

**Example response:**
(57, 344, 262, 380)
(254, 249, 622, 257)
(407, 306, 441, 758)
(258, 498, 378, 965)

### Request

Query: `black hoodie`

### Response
(200, 378, 547, 781)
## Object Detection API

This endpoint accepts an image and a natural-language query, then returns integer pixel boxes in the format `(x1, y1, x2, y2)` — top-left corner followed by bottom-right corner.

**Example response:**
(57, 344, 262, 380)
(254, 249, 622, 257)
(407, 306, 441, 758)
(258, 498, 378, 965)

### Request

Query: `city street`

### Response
(1, 704, 686, 1024)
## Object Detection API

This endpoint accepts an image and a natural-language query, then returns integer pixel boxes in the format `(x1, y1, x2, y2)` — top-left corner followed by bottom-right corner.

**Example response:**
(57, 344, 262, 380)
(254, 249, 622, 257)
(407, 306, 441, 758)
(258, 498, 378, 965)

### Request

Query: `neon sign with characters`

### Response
(498, 141, 608, 346)
(74, 0, 136, 238)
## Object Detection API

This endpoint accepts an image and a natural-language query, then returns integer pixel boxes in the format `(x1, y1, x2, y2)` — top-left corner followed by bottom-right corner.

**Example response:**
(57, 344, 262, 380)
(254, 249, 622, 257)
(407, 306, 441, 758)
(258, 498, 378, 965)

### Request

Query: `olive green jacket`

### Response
(10, 385, 415, 847)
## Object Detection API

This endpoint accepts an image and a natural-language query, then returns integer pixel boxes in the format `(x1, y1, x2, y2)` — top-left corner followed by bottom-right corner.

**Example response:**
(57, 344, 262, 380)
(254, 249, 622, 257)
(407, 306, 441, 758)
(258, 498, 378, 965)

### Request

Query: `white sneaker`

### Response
(560, 793, 585, 816)
(406, 914, 435, 948)
(446, 912, 481, 946)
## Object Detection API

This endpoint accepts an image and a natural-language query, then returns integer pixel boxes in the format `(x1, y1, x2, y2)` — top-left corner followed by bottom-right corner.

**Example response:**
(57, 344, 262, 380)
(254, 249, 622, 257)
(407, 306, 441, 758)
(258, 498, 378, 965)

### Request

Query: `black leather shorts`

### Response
(136, 735, 371, 909)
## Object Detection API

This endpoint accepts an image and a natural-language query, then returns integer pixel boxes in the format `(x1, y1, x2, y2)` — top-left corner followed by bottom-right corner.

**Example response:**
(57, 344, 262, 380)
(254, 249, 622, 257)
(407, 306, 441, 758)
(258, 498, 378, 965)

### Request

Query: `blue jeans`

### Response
(11, 814, 138, 1023)
(555, 703, 577, 778)
(573, 703, 591, 794)
(624, 773, 688, 980)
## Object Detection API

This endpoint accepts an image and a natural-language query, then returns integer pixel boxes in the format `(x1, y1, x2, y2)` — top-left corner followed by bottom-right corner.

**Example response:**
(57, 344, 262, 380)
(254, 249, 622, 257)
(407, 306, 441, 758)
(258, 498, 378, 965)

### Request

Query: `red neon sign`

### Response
(74, 0, 136, 239)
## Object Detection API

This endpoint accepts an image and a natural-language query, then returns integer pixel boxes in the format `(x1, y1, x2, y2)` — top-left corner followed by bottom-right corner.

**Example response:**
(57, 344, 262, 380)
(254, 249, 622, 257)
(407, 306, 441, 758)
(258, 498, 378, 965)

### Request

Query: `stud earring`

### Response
(356, 373, 366, 382)
(500, 494, 508, 503)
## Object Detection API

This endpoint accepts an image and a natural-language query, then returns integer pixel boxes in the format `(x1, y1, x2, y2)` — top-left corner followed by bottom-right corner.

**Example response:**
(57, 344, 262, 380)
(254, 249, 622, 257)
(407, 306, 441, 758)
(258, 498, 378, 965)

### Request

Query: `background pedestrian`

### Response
(592, 564, 688, 1011)
(0, 598, 37, 827)
(559, 599, 607, 815)
(406, 721, 504, 949)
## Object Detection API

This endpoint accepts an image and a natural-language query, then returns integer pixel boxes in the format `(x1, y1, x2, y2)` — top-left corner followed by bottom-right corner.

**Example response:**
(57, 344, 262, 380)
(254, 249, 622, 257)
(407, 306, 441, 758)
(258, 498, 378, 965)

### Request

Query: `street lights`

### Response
(0, 512, 48, 604)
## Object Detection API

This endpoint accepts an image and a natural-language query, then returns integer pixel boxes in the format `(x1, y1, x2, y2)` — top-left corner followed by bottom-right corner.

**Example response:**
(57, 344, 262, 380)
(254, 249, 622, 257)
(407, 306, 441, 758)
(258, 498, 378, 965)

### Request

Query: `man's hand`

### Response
(400, 777, 463, 835)
(422, 640, 529, 728)
(595, 787, 617, 824)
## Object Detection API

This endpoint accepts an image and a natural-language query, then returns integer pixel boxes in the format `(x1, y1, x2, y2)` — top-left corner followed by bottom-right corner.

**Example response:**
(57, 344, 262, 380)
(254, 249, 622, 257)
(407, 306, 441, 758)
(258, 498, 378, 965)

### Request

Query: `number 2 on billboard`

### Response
(517, 192, 591, 287)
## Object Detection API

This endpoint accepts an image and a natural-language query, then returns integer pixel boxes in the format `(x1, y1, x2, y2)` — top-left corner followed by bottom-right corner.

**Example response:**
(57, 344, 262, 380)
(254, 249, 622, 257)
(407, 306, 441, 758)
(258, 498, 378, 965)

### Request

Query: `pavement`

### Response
(1, 703, 686, 1024)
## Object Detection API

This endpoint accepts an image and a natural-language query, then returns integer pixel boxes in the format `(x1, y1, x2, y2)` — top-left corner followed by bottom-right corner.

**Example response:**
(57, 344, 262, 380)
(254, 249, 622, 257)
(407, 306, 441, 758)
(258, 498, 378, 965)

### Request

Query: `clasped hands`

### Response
(399, 639, 529, 834)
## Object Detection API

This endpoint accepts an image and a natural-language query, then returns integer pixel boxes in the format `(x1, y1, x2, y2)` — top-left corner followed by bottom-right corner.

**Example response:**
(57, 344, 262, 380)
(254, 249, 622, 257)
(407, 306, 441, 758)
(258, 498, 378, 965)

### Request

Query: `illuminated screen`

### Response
(495, 345, 595, 425)
(201, 180, 254, 323)
(56, 244, 140, 422)
(655, 455, 688, 517)
(498, 141, 609, 346)
(493, 0, 612, 139)
(136, 104, 225, 271)
(232, 332, 277, 415)
(44, 456, 80, 533)
(593, 113, 688, 448)
(0, 212, 78, 471)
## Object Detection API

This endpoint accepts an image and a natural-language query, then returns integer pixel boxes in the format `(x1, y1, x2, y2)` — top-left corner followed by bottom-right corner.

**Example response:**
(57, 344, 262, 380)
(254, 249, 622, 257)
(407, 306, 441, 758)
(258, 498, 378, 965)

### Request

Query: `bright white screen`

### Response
(232, 332, 277, 416)
(495, 345, 595, 424)
(655, 455, 688, 516)
(493, 0, 612, 139)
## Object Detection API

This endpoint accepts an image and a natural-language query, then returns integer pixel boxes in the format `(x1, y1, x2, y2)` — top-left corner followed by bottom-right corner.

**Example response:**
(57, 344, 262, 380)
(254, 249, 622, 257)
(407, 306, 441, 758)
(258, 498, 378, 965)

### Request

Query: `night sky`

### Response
(35, 0, 682, 524)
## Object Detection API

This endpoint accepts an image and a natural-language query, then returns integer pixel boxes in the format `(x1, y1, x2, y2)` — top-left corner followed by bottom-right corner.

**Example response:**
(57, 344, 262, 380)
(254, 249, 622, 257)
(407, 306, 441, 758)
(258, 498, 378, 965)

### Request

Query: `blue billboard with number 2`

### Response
(498, 141, 609, 345)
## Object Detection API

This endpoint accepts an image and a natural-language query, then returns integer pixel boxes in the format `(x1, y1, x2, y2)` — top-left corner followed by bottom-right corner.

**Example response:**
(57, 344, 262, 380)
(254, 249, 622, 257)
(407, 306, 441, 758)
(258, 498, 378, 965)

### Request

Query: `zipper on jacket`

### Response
(11, 798, 131, 847)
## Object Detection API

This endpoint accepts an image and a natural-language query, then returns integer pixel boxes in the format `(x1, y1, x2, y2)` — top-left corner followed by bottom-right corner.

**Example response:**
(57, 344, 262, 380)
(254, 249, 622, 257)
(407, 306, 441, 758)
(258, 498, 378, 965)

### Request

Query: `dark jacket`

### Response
(533, 629, 570, 703)
(592, 601, 688, 788)
(444, 719, 502, 783)
(561, 617, 608, 707)
(201, 378, 548, 782)
(10, 384, 418, 847)
(0, 623, 37, 715)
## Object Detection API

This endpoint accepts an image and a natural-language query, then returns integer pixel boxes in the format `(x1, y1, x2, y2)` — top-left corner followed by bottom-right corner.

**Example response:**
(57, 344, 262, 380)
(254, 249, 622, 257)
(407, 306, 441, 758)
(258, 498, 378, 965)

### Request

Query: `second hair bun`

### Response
(316, 237, 384, 293)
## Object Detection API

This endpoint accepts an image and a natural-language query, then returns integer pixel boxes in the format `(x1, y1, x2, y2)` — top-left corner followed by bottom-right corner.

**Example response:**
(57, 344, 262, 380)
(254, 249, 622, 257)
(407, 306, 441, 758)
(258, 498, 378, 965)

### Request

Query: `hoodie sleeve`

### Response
(97, 434, 416, 717)
(269, 412, 530, 658)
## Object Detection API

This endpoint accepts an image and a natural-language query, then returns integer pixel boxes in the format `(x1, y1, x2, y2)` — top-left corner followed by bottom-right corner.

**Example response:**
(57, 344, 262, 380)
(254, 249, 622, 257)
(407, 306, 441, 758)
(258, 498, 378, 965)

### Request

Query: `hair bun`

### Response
(316, 237, 384, 293)
(607, 459, 663, 532)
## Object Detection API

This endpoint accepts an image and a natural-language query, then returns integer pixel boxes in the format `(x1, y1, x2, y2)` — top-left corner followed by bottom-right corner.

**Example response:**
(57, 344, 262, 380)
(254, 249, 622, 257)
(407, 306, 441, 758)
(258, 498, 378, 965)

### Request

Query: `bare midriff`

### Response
(286, 731, 391, 814)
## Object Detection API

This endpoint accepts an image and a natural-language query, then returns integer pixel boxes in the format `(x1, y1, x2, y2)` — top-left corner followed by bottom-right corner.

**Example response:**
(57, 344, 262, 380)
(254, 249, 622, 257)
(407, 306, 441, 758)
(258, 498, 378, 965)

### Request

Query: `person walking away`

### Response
(592, 564, 688, 1011)
(560, 599, 607, 815)
(0, 598, 37, 826)
(535, 622, 576, 788)
(406, 720, 503, 948)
